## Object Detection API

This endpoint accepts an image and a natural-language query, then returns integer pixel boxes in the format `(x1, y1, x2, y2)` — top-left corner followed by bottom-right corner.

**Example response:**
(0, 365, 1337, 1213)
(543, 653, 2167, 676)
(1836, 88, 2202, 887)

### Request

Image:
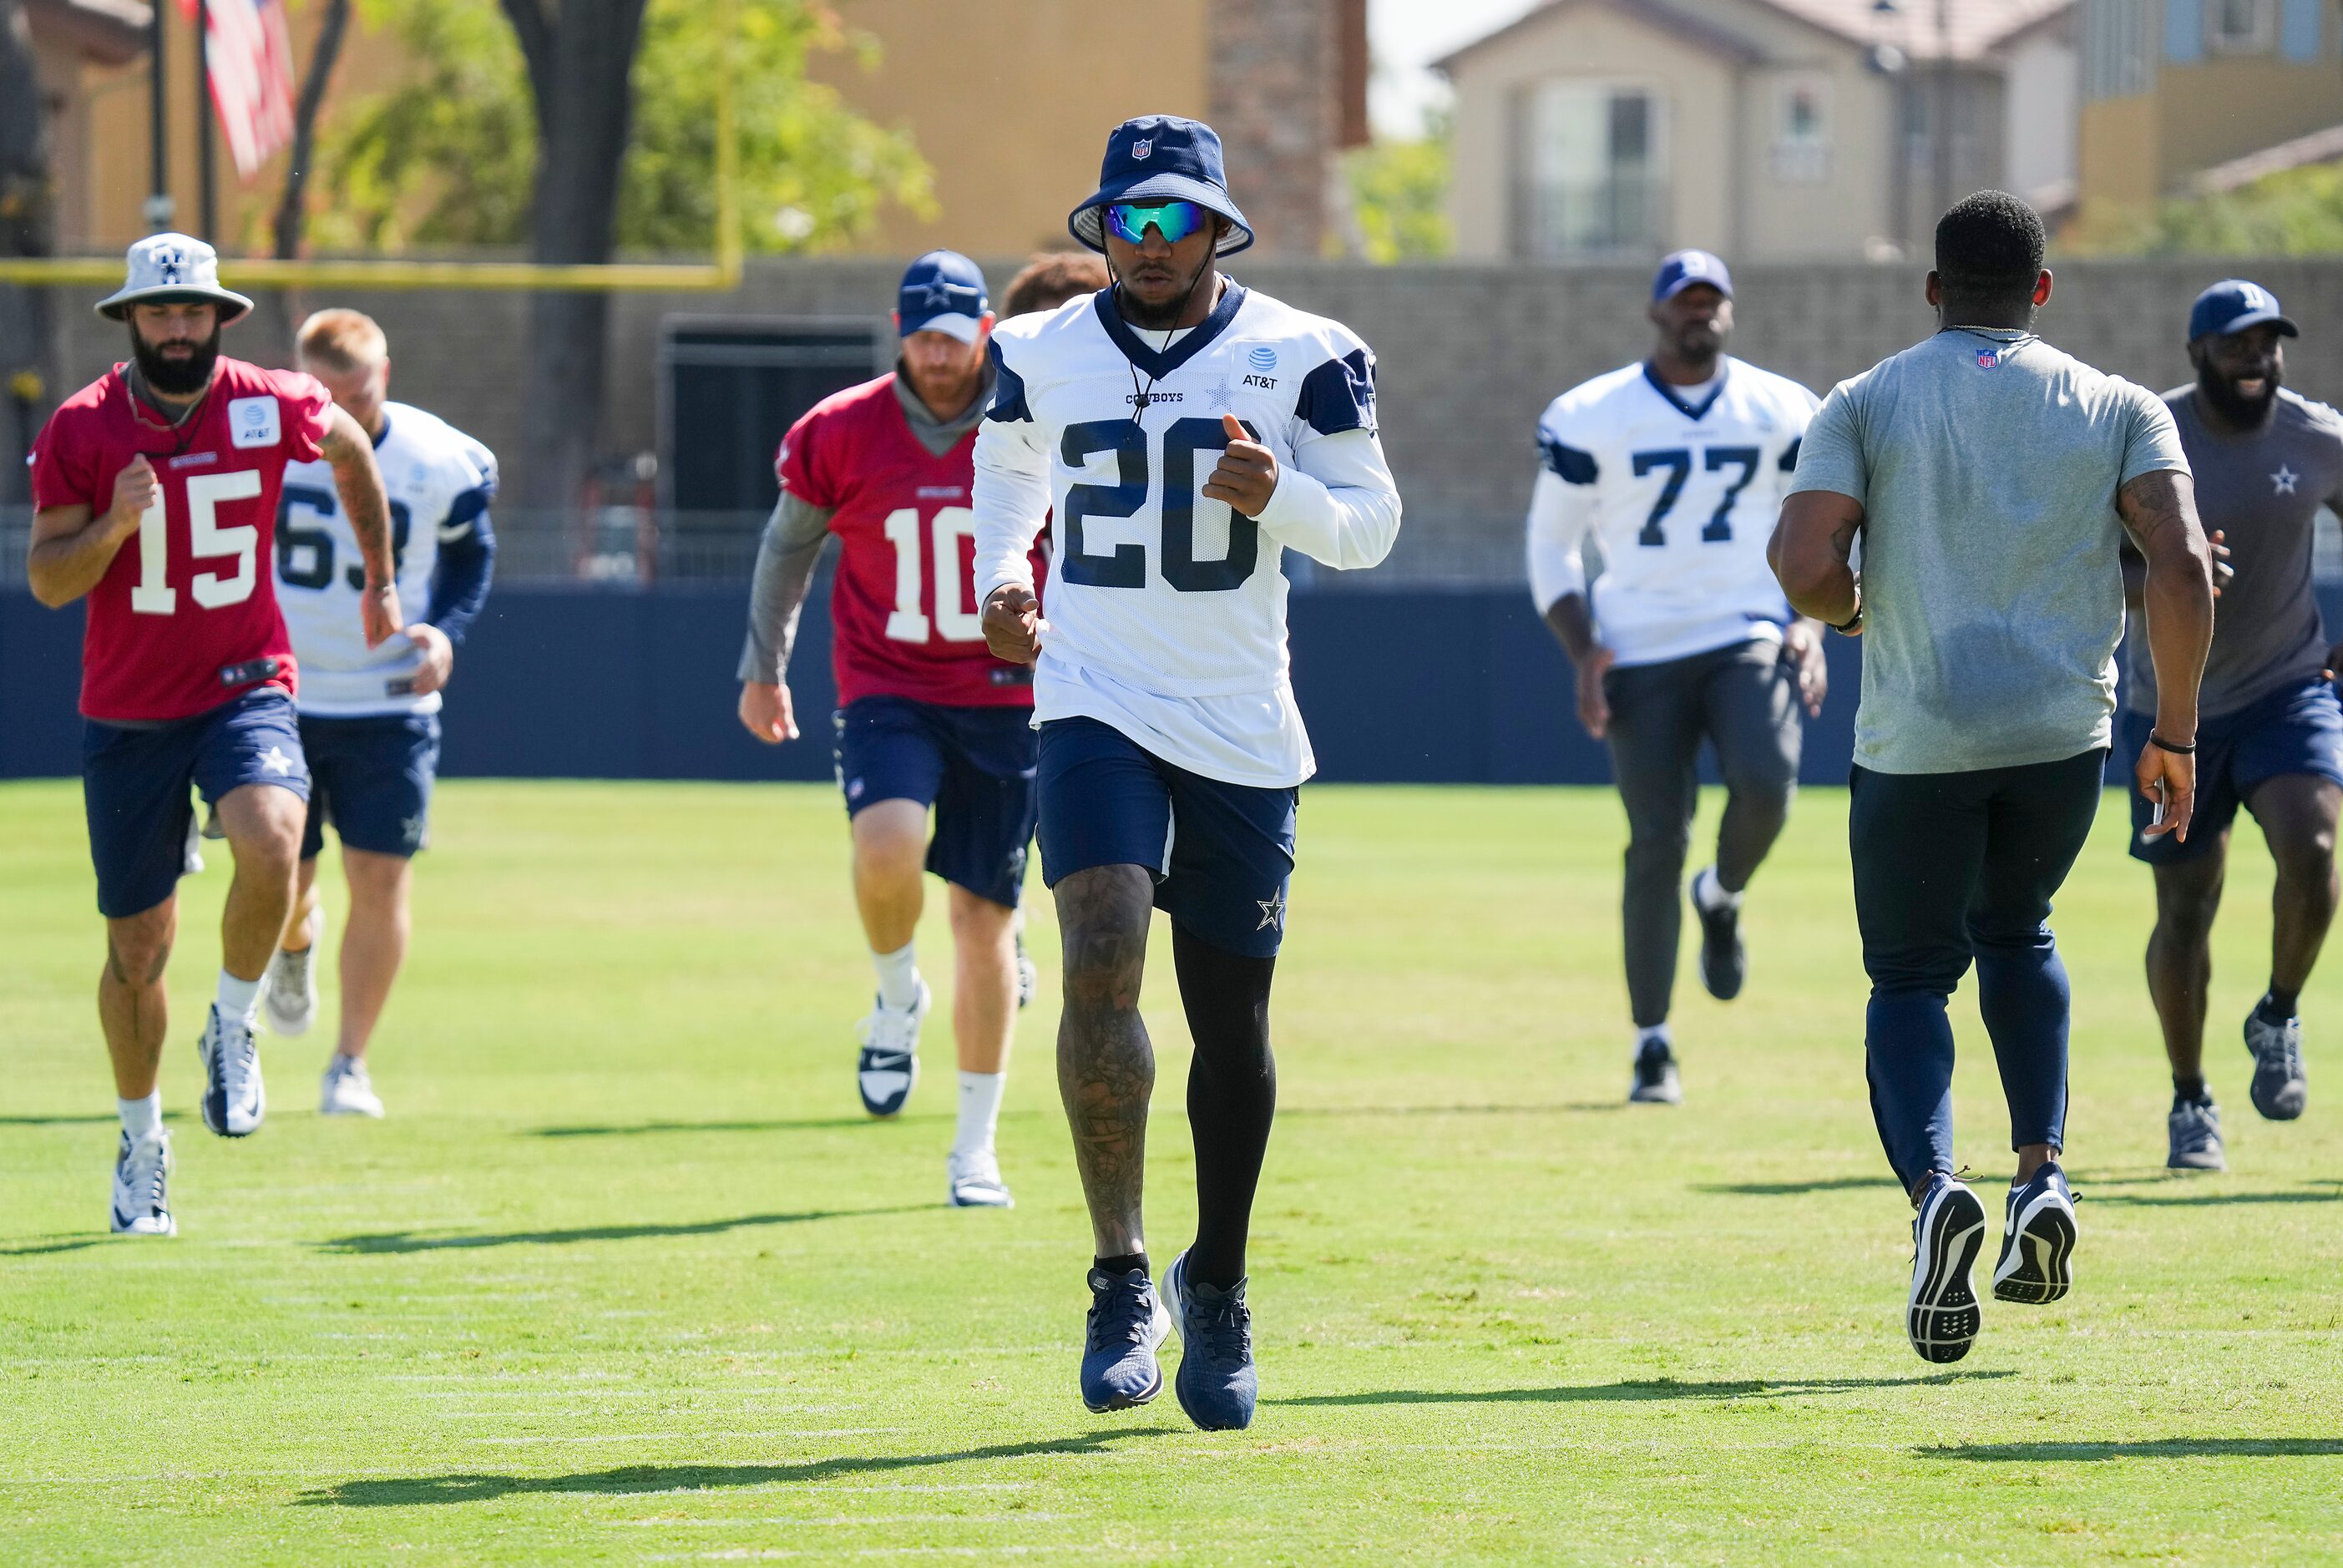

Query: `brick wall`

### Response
(50, 257, 2343, 582)
(1207, 0, 1337, 257)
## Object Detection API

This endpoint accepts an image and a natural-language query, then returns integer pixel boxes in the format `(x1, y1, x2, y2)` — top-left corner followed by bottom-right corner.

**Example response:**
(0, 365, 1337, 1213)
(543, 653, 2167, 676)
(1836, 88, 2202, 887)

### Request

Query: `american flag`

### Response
(175, 0, 297, 178)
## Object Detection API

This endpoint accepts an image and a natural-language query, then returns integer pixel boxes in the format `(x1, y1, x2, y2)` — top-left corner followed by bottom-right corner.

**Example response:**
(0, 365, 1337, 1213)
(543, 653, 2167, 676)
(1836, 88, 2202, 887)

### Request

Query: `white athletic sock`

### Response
(872, 942, 920, 1012)
(118, 1092, 163, 1144)
(215, 970, 261, 1027)
(1693, 866, 1743, 913)
(954, 1070, 1006, 1158)
(1636, 1023, 1672, 1051)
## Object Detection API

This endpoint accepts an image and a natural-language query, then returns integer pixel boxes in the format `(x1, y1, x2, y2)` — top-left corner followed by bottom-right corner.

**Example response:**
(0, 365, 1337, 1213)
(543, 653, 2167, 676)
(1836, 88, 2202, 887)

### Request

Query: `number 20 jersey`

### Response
(974, 286, 1391, 787)
(1531, 358, 1819, 668)
(277, 401, 496, 716)
(30, 359, 334, 723)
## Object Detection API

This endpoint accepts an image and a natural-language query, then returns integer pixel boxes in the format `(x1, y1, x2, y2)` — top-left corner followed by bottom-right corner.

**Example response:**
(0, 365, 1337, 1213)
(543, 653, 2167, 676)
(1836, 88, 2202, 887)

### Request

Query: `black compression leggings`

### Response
(1172, 924, 1277, 1292)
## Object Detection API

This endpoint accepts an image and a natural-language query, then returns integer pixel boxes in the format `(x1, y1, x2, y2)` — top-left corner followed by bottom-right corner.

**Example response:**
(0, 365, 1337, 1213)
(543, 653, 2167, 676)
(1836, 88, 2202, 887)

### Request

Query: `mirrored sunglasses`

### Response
(1105, 200, 1206, 246)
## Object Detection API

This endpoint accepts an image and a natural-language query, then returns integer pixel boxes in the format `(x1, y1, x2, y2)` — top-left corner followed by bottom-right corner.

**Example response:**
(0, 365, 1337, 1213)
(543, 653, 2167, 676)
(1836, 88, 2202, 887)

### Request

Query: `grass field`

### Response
(2, 777, 2339, 1565)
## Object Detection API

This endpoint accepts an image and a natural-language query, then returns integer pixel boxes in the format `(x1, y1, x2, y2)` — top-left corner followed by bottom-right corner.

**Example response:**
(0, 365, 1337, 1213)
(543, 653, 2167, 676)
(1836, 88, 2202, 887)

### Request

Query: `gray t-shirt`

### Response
(2123, 387, 2343, 720)
(1791, 328, 2189, 775)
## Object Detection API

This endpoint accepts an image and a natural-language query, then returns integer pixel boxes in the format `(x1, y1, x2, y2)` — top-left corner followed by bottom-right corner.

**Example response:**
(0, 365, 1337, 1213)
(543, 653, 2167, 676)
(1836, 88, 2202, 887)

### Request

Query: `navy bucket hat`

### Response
(1068, 115, 1254, 257)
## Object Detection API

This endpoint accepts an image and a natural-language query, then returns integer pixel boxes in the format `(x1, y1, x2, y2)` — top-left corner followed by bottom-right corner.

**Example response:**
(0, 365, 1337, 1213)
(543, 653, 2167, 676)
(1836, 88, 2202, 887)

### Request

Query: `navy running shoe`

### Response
(1690, 867, 1746, 1001)
(1906, 1174, 1986, 1363)
(2244, 1007, 2307, 1121)
(1080, 1266, 1170, 1413)
(1629, 1035, 1682, 1105)
(1991, 1161, 2077, 1305)
(2167, 1093, 2224, 1171)
(1163, 1249, 1258, 1432)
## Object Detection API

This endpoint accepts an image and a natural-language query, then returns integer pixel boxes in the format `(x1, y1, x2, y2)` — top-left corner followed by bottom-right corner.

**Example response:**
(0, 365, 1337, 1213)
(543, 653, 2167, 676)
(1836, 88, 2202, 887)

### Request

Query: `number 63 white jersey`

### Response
(276, 401, 497, 716)
(1526, 357, 1819, 667)
(973, 284, 1402, 788)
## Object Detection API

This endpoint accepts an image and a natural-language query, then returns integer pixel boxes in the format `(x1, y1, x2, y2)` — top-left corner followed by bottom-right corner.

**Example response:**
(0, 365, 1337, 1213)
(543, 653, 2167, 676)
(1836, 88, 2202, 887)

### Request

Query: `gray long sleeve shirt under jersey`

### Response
(736, 362, 995, 684)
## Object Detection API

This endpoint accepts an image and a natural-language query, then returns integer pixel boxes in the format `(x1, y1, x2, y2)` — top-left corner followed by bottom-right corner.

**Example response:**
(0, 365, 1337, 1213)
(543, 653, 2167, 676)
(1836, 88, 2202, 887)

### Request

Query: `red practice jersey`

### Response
(31, 359, 335, 723)
(778, 372, 1045, 709)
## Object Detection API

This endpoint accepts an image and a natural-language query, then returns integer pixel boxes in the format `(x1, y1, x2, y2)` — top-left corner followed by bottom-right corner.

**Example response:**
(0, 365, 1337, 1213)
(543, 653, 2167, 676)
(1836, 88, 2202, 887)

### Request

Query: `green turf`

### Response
(1, 778, 2337, 1565)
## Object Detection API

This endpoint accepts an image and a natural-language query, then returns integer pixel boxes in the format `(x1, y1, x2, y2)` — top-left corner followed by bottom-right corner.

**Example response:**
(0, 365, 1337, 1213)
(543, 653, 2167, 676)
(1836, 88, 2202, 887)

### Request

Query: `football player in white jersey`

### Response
(974, 115, 1400, 1433)
(1526, 251, 1826, 1105)
(261, 310, 497, 1117)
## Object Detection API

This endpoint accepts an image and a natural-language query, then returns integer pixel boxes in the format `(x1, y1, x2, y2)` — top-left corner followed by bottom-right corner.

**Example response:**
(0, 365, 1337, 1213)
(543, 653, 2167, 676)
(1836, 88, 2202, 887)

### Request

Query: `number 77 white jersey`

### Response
(972, 284, 1402, 788)
(1526, 357, 1819, 668)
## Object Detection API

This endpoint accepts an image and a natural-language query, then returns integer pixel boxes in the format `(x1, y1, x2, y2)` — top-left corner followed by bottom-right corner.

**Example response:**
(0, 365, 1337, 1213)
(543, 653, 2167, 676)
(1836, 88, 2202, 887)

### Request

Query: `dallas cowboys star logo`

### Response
(916, 277, 954, 311)
(2273, 464, 2300, 495)
(401, 814, 428, 847)
(154, 246, 186, 284)
(259, 746, 292, 776)
(1256, 893, 1286, 932)
(1207, 378, 1235, 412)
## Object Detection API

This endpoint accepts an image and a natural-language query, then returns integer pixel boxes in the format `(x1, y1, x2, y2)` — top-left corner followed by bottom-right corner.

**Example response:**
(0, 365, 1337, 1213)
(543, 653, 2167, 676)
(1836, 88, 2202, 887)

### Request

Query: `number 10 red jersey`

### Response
(777, 372, 1045, 710)
(31, 359, 335, 723)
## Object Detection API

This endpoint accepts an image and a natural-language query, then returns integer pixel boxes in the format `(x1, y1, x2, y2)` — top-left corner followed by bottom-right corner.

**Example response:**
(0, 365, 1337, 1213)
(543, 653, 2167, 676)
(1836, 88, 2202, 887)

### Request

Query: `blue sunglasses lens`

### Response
(1106, 200, 1204, 245)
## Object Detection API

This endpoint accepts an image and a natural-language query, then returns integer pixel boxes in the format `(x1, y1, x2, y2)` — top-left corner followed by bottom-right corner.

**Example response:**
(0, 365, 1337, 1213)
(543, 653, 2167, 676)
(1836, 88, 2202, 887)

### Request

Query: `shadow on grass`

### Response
(296, 1429, 1181, 1507)
(532, 1115, 956, 1138)
(1922, 1439, 2343, 1462)
(1277, 1371, 2014, 1408)
(319, 1205, 929, 1254)
(2087, 1184, 2338, 1209)
(1695, 1176, 1901, 1196)
(0, 1114, 127, 1127)
(0, 1237, 106, 1257)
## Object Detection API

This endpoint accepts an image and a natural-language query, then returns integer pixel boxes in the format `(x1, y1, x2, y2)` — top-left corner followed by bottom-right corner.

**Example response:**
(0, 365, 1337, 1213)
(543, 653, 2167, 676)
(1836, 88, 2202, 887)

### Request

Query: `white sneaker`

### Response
(1015, 933, 1040, 1010)
(264, 908, 321, 1037)
(110, 1130, 175, 1236)
(319, 1055, 384, 1119)
(855, 980, 929, 1118)
(182, 813, 205, 876)
(197, 1004, 266, 1138)
(948, 1147, 1015, 1208)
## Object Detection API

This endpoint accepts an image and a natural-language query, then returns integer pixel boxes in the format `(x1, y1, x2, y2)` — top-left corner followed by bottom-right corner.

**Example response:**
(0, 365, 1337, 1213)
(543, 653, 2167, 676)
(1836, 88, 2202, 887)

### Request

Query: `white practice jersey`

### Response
(974, 284, 1401, 787)
(276, 402, 496, 716)
(1526, 357, 1818, 667)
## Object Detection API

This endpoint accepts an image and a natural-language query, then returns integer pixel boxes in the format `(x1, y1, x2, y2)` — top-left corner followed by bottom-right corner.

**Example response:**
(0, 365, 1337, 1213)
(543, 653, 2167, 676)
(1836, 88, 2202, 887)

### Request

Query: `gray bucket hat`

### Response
(95, 234, 253, 325)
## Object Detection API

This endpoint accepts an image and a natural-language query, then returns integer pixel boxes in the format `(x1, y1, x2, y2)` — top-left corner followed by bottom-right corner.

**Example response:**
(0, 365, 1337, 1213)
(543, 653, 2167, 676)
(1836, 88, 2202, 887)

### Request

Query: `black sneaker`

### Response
(1906, 1174, 1986, 1363)
(2244, 1007, 2307, 1121)
(1628, 1036, 1681, 1105)
(1691, 867, 1747, 1001)
(2167, 1093, 2224, 1171)
(1991, 1161, 2077, 1305)
(1164, 1250, 1258, 1431)
(1079, 1266, 1170, 1413)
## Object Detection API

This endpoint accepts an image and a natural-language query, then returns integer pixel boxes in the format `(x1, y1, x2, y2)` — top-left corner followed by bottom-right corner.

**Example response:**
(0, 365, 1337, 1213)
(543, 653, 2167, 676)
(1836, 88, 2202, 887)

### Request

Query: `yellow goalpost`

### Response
(0, 0, 741, 295)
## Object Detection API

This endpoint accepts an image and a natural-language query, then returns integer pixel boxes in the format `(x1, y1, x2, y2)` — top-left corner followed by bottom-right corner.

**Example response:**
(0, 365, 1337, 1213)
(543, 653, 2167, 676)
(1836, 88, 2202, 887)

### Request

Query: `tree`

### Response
(2062, 162, 2343, 257)
(279, 0, 932, 508)
(0, 0, 55, 505)
(272, 0, 354, 261)
(1340, 111, 1454, 265)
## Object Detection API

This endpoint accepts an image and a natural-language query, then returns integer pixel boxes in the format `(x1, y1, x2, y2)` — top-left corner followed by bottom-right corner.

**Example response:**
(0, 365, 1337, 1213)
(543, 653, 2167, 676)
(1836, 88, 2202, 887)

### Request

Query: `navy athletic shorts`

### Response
(832, 695, 1038, 908)
(82, 686, 310, 919)
(1035, 715, 1298, 959)
(2125, 678, 2343, 866)
(299, 711, 443, 862)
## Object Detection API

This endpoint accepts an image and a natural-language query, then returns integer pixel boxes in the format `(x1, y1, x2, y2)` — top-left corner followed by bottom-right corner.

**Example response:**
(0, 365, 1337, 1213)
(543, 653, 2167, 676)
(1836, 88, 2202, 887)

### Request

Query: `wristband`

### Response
(1828, 582, 1862, 635)
(2148, 732, 2196, 755)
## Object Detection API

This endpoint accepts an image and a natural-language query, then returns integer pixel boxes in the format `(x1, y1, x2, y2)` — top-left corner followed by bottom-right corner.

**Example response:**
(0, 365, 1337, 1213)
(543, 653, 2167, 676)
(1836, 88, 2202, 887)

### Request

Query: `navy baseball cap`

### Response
(2189, 279, 2298, 343)
(1653, 250, 1732, 302)
(897, 250, 989, 343)
(1069, 115, 1254, 257)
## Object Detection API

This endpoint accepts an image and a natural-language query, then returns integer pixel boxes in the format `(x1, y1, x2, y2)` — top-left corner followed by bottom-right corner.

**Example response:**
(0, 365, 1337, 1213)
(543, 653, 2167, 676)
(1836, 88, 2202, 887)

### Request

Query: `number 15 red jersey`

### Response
(777, 372, 1045, 710)
(30, 359, 335, 723)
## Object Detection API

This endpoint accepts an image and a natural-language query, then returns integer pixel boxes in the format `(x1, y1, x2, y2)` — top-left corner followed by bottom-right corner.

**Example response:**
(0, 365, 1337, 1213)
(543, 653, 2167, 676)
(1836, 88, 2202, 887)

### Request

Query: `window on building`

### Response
(1772, 73, 1832, 183)
(2208, 0, 2275, 49)
(1516, 81, 1667, 260)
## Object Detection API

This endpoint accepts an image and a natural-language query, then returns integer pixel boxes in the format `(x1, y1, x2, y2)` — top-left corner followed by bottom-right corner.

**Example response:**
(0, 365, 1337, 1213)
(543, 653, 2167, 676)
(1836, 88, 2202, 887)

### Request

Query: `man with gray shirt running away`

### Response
(2123, 281, 2343, 1169)
(1770, 192, 2214, 1364)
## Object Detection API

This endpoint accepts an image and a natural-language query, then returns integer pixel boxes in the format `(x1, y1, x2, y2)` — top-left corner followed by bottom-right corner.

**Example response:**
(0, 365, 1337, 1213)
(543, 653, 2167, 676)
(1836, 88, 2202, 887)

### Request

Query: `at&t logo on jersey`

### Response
(229, 396, 281, 449)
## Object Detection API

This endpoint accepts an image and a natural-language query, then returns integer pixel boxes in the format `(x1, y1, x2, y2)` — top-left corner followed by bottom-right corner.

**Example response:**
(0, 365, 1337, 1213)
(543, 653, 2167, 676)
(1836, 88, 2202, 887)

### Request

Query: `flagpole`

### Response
(144, 0, 173, 232)
(195, 0, 218, 241)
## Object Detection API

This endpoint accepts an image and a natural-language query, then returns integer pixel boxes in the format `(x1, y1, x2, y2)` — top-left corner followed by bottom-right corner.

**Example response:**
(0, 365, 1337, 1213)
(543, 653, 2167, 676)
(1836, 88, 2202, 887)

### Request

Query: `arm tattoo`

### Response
(323, 415, 396, 584)
(1053, 866, 1158, 1247)
(1826, 515, 1860, 563)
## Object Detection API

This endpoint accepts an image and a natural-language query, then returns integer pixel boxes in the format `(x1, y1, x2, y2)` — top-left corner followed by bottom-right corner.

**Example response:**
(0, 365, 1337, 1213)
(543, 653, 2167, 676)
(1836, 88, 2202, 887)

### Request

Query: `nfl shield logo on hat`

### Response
(1132, 139, 1153, 159)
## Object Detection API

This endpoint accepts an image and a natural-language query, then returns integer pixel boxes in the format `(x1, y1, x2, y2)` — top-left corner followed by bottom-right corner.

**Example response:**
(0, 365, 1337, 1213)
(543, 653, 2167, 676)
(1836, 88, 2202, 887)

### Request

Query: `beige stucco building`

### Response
(1437, 0, 2077, 263)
